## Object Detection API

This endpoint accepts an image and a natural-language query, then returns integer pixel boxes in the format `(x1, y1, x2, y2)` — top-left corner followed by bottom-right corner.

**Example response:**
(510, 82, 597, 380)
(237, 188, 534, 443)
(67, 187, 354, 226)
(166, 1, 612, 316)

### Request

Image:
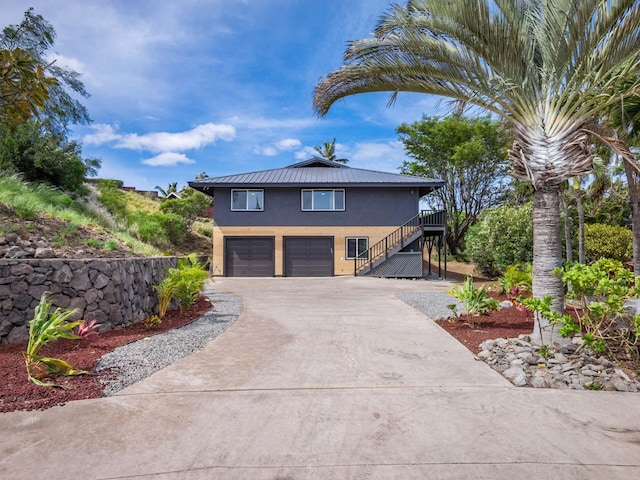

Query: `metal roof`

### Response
(189, 158, 443, 192)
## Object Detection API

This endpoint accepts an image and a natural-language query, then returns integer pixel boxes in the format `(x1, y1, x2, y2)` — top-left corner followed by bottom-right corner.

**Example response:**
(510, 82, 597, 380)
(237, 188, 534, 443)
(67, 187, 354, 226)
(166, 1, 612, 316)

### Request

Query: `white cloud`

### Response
(349, 140, 408, 172)
(275, 138, 301, 151)
(254, 138, 302, 156)
(82, 123, 236, 153)
(83, 124, 121, 145)
(295, 146, 318, 160)
(141, 152, 196, 167)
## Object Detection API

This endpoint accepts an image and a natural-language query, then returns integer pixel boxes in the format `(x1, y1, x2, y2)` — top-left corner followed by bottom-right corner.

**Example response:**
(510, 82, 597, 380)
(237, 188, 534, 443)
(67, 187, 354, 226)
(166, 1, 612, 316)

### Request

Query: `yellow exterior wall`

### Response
(211, 225, 400, 276)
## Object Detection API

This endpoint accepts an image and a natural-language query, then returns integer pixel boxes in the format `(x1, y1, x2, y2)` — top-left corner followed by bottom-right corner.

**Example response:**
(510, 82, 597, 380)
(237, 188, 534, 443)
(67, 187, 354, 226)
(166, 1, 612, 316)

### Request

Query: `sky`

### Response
(2, 0, 449, 191)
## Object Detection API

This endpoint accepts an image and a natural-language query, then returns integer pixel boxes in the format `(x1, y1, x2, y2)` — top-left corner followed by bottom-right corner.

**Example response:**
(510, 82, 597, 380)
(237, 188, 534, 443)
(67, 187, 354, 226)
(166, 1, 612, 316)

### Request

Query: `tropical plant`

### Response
(24, 292, 87, 387)
(155, 182, 178, 198)
(313, 138, 348, 164)
(76, 319, 99, 342)
(399, 115, 511, 254)
(525, 259, 640, 357)
(313, 0, 640, 345)
(498, 264, 532, 296)
(144, 315, 162, 329)
(448, 276, 499, 318)
(154, 253, 209, 318)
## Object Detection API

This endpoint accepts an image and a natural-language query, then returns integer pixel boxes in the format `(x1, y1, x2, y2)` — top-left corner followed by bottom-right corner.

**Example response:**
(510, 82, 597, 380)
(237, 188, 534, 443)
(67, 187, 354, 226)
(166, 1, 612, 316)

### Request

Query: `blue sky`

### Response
(3, 0, 448, 191)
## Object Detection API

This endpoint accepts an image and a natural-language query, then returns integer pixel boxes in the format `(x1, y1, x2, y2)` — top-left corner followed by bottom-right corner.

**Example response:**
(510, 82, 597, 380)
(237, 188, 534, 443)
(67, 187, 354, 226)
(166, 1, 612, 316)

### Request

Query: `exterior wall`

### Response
(0, 257, 177, 344)
(214, 187, 420, 227)
(212, 225, 399, 276)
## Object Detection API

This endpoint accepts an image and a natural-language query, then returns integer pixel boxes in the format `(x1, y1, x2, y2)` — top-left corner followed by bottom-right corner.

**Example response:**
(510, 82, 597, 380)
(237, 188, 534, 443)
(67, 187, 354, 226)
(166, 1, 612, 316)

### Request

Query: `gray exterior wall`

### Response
(214, 187, 420, 227)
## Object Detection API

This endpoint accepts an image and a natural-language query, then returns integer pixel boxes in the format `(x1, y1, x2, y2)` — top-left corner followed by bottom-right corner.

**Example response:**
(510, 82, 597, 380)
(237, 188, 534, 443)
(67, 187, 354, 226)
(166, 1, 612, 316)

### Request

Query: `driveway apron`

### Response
(1, 276, 639, 480)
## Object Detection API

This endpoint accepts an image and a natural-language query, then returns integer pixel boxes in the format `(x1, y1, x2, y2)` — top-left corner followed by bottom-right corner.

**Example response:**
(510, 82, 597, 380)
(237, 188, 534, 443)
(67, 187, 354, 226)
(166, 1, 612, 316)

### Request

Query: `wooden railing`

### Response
(354, 210, 445, 275)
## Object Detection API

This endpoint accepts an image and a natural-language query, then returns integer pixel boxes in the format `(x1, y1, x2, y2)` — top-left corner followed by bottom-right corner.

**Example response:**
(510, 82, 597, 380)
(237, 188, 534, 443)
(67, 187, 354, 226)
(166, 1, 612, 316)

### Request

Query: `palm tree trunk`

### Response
(559, 191, 573, 263)
(575, 190, 586, 264)
(624, 160, 640, 276)
(531, 185, 565, 346)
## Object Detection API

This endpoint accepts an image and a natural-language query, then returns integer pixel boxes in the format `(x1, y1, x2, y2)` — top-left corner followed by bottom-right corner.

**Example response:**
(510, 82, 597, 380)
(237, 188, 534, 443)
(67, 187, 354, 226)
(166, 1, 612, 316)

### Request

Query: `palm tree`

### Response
(155, 181, 178, 198)
(313, 138, 348, 164)
(313, 0, 640, 344)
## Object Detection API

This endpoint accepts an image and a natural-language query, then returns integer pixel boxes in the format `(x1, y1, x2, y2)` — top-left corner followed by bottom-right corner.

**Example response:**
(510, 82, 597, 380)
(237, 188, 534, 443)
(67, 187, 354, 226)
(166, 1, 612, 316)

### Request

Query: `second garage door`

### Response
(225, 237, 274, 277)
(284, 237, 334, 277)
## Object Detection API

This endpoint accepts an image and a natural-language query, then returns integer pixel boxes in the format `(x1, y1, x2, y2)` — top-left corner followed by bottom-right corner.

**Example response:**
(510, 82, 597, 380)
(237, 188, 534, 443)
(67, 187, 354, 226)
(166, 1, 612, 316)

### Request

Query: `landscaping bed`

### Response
(0, 296, 211, 413)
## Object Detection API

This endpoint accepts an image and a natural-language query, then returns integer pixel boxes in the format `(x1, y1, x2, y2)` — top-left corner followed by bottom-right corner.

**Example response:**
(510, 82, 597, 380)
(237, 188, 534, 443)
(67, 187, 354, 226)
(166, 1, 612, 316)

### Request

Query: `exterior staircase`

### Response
(354, 210, 445, 278)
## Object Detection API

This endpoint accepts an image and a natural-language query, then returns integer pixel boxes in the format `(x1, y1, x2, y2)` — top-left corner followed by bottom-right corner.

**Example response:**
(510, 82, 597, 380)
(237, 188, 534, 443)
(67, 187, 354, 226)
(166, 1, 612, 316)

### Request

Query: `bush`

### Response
(159, 188, 211, 227)
(135, 212, 186, 247)
(584, 223, 633, 263)
(155, 253, 209, 318)
(152, 212, 186, 244)
(97, 180, 128, 218)
(465, 202, 533, 277)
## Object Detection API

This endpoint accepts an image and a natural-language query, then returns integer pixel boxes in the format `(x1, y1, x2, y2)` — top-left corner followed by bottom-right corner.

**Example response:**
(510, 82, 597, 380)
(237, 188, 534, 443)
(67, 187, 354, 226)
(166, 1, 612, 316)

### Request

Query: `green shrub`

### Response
(154, 253, 209, 318)
(448, 276, 500, 318)
(153, 212, 187, 244)
(137, 216, 165, 245)
(498, 264, 532, 295)
(465, 202, 533, 278)
(584, 223, 633, 263)
(159, 188, 211, 227)
(97, 180, 128, 218)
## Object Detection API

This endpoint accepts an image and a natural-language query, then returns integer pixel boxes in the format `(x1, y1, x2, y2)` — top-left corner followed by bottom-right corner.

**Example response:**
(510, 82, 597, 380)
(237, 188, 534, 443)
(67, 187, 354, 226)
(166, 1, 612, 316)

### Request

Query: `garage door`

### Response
(225, 237, 274, 277)
(284, 237, 333, 277)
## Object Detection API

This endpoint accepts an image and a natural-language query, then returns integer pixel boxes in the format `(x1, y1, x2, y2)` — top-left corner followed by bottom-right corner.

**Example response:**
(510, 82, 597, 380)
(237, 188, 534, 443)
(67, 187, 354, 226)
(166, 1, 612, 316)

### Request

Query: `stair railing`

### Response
(354, 210, 445, 275)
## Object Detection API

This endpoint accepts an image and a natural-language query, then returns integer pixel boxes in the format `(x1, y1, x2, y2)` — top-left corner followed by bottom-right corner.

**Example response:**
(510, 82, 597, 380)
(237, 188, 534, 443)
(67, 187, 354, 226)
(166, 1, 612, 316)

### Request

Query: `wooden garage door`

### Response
(284, 237, 333, 277)
(225, 237, 274, 277)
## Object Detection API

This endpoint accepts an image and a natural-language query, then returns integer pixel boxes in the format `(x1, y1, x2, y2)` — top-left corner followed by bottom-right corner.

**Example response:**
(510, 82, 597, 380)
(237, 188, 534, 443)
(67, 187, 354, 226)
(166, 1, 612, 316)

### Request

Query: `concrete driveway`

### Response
(1, 276, 640, 479)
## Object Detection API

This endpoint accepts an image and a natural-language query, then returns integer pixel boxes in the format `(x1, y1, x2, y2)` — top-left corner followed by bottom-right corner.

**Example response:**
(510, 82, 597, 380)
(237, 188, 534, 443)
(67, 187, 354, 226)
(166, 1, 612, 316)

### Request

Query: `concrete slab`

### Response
(1, 276, 639, 480)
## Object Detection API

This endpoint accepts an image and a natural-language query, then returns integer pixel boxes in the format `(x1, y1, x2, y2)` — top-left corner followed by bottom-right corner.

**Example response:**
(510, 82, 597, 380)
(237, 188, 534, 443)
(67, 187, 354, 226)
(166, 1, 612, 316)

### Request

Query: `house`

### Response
(189, 158, 446, 278)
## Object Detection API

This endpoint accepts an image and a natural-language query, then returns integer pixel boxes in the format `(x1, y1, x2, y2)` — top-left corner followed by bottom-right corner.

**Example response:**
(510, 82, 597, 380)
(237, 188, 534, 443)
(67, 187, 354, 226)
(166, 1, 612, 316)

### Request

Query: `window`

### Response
(231, 189, 264, 211)
(346, 237, 368, 260)
(301, 189, 345, 211)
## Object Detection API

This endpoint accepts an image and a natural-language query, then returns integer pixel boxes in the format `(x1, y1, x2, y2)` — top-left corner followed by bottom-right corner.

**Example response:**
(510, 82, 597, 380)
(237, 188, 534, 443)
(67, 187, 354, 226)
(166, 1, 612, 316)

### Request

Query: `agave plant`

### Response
(24, 293, 88, 388)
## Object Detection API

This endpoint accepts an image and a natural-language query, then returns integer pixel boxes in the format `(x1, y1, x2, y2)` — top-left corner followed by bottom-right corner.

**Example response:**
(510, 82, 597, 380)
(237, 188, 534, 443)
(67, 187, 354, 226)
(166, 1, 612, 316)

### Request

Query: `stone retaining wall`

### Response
(0, 257, 178, 344)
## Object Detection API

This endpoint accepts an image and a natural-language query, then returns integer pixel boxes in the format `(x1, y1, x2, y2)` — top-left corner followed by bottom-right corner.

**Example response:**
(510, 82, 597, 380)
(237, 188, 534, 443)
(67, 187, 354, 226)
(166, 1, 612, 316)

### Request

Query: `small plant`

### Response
(448, 276, 500, 317)
(154, 253, 209, 318)
(498, 264, 532, 296)
(24, 293, 88, 388)
(584, 381, 604, 391)
(537, 345, 554, 360)
(144, 315, 162, 328)
(76, 319, 100, 342)
(85, 238, 102, 249)
(103, 239, 119, 250)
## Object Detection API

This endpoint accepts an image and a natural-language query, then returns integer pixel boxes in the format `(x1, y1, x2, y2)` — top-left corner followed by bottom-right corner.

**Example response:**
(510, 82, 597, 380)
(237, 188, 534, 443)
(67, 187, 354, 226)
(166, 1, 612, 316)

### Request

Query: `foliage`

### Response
(0, 121, 98, 193)
(465, 203, 533, 278)
(313, 138, 348, 163)
(136, 212, 186, 246)
(24, 293, 87, 387)
(525, 259, 640, 358)
(498, 264, 532, 295)
(159, 187, 211, 227)
(97, 180, 128, 217)
(0, 47, 56, 127)
(582, 180, 631, 228)
(154, 254, 209, 318)
(584, 223, 633, 263)
(448, 276, 499, 318)
(76, 319, 99, 342)
(1, 8, 91, 138)
(155, 182, 178, 198)
(144, 315, 162, 329)
(399, 115, 510, 254)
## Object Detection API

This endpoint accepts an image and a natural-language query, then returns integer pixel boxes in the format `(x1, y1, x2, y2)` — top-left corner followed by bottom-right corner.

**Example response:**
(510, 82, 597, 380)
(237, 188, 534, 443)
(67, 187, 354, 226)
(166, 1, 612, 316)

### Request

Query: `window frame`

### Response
(301, 189, 345, 211)
(231, 189, 264, 211)
(346, 237, 369, 260)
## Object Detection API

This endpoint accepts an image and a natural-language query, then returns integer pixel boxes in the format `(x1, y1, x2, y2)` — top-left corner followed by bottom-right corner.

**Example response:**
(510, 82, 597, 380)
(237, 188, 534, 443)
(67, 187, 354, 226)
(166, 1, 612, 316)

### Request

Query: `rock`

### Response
(530, 376, 548, 388)
(503, 366, 525, 381)
(613, 379, 630, 392)
(614, 369, 632, 383)
(476, 350, 492, 360)
(94, 273, 110, 290)
(581, 369, 598, 377)
(34, 247, 55, 259)
(560, 343, 578, 354)
(499, 300, 514, 309)
(513, 373, 528, 387)
(51, 264, 73, 283)
(10, 264, 34, 276)
(5, 246, 29, 259)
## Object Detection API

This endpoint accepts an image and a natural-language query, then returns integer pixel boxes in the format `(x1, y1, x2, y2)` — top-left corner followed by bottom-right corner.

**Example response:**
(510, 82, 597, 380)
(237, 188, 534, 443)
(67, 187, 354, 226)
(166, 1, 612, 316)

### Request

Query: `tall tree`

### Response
(313, 0, 640, 344)
(1, 8, 90, 137)
(0, 47, 56, 127)
(398, 115, 510, 255)
(313, 138, 348, 163)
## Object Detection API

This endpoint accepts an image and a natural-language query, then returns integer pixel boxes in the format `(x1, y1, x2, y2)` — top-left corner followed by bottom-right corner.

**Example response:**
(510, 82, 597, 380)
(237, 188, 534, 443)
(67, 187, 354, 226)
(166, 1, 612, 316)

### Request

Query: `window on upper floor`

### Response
(301, 189, 345, 211)
(346, 237, 368, 260)
(231, 189, 264, 211)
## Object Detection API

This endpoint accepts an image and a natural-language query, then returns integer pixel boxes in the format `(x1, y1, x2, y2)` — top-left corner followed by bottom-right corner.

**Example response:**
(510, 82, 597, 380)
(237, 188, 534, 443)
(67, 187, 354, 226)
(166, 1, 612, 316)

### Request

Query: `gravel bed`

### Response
(95, 285, 242, 396)
(396, 291, 461, 320)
